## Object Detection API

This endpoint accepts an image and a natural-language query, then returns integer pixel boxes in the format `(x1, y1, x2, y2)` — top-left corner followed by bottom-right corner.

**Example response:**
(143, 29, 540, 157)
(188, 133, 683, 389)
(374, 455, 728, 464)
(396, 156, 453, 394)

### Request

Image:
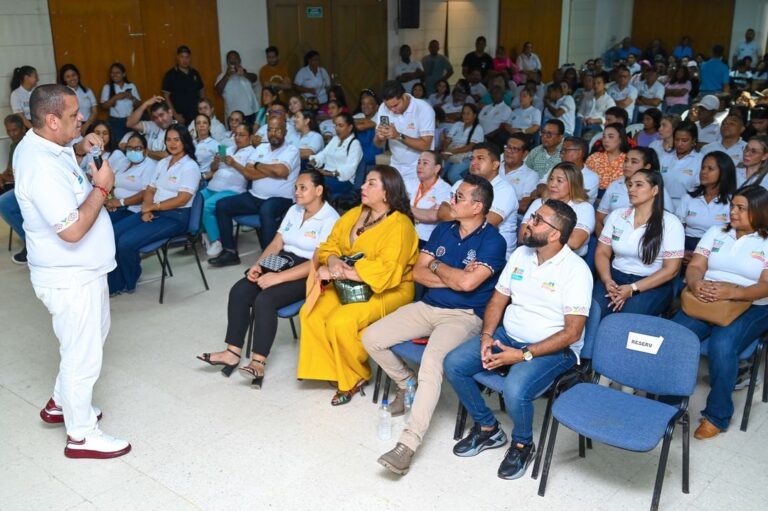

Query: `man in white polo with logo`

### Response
(15, 84, 131, 459)
(374, 80, 435, 180)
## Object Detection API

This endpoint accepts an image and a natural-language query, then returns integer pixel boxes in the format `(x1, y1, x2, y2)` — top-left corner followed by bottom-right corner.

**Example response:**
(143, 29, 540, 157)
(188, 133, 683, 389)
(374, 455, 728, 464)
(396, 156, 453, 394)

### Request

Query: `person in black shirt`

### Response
(162, 45, 205, 125)
(462, 36, 494, 79)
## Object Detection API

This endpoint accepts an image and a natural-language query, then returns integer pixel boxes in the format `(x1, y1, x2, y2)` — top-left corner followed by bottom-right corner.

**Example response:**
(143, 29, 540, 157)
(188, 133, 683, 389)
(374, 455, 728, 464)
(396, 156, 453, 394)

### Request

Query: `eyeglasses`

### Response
(541, 131, 559, 137)
(744, 147, 764, 155)
(504, 145, 524, 152)
(531, 213, 560, 231)
(451, 192, 480, 204)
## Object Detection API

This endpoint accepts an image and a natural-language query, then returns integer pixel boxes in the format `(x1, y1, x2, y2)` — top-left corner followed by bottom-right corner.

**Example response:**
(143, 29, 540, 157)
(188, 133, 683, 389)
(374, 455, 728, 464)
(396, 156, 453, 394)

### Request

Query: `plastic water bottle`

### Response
(378, 399, 392, 440)
(404, 378, 417, 413)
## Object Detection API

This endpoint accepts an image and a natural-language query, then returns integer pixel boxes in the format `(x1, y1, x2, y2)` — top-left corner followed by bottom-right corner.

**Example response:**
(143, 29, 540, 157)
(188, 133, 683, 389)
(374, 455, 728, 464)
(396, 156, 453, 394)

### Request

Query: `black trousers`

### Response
(225, 276, 306, 356)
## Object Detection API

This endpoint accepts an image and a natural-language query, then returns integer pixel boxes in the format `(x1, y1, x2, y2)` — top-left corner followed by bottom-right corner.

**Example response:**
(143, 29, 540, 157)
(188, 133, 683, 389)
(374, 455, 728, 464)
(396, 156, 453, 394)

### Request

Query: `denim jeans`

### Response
(0, 189, 25, 241)
(215, 192, 292, 251)
(108, 207, 134, 225)
(323, 176, 355, 200)
(443, 159, 470, 185)
(444, 327, 577, 444)
(672, 305, 768, 430)
(200, 188, 238, 242)
(108, 209, 189, 294)
(593, 267, 674, 320)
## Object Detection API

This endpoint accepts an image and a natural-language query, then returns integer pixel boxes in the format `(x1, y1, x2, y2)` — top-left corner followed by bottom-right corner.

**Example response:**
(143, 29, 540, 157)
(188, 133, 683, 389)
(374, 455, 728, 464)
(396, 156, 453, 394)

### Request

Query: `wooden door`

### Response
(498, 0, 563, 79)
(631, 0, 735, 61)
(48, 0, 223, 119)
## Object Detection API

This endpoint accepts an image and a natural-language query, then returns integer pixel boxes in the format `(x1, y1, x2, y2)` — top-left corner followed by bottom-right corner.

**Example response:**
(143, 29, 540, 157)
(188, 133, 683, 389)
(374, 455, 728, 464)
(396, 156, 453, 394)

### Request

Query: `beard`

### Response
(522, 231, 548, 248)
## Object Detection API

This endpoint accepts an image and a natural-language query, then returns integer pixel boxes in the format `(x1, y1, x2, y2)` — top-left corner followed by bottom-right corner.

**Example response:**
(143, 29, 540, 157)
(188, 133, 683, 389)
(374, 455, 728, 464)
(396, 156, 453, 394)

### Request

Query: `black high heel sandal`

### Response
(196, 348, 241, 377)
(239, 359, 266, 389)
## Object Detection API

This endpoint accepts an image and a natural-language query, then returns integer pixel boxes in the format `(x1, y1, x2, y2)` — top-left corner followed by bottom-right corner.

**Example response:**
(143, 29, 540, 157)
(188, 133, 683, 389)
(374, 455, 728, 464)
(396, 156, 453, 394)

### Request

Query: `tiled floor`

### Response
(1, 226, 767, 511)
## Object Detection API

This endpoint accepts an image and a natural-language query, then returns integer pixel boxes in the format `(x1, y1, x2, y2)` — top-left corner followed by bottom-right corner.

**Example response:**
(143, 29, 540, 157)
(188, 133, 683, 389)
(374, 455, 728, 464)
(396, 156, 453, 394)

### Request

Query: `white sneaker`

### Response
(65, 428, 131, 459)
(206, 240, 223, 257)
(201, 232, 210, 250)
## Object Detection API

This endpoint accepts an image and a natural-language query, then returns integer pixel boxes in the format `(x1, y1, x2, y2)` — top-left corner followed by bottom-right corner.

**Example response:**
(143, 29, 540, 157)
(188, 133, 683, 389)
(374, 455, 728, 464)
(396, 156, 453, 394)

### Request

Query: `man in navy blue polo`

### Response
(363, 173, 507, 476)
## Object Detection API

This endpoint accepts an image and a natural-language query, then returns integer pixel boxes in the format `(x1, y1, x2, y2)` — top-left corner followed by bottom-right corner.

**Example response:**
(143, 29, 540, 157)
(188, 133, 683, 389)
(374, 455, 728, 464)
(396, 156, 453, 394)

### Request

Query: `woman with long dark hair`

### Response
(593, 169, 685, 318)
(297, 165, 418, 405)
(660, 120, 702, 211)
(79, 120, 117, 173)
(108, 124, 201, 295)
(443, 103, 484, 183)
(58, 64, 98, 135)
(587, 122, 631, 191)
(100, 62, 141, 142)
(9, 65, 38, 129)
(309, 112, 363, 198)
(293, 109, 325, 159)
(104, 132, 157, 224)
(673, 185, 768, 440)
(197, 170, 339, 387)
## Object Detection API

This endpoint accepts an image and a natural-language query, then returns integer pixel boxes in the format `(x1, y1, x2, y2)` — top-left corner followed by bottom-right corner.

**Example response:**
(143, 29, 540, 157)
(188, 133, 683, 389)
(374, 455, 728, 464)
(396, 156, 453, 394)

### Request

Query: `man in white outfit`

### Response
(14, 84, 131, 459)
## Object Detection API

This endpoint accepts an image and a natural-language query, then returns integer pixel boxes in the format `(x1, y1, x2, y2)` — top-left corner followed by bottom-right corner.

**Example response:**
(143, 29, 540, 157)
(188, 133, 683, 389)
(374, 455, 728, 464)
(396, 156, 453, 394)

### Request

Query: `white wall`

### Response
(386, 0, 498, 83)
(729, 0, 768, 62)
(0, 0, 56, 162)
(564, 0, 634, 68)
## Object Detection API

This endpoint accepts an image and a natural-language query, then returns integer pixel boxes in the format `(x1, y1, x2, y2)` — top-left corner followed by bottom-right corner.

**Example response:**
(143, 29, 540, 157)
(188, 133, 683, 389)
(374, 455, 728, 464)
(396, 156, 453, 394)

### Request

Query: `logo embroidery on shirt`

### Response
(686, 210, 697, 218)
(282, 220, 293, 232)
(510, 266, 525, 281)
(661, 166, 668, 174)
(435, 246, 446, 257)
(304, 230, 318, 239)
(611, 227, 624, 241)
(462, 249, 477, 265)
(609, 193, 619, 204)
(712, 239, 724, 253)
(168, 176, 178, 183)
(541, 281, 556, 292)
(682, 168, 694, 176)
(751, 251, 766, 263)
(714, 214, 728, 222)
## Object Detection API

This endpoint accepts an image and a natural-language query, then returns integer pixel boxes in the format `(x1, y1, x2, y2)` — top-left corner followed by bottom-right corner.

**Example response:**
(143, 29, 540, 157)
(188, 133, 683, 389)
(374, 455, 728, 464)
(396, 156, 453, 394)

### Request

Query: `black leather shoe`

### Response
(208, 250, 241, 267)
(497, 442, 535, 480)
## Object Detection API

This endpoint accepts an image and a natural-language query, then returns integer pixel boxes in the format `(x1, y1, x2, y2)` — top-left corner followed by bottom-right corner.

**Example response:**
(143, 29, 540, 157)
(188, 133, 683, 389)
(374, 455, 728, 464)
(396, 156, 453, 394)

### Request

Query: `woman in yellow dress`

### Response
(297, 165, 419, 405)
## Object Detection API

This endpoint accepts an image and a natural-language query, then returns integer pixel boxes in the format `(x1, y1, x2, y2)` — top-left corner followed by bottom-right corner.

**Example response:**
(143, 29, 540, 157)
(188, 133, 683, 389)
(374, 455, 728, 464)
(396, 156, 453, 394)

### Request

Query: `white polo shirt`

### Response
(70, 87, 97, 121)
(522, 198, 595, 256)
(113, 156, 157, 212)
(149, 154, 200, 206)
(319, 119, 335, 140)
(607, 83, 639, 120)
(405, 176, 452, 241)
(255, 121, 300, 148)
(675, 193, 730, 239)
(375, 94, 435, 180)
(188, 117, 228, 142)
(446, 121, 485, 154)
(100, 82, 140, 118)
(695, 226, 768, 305)
(540, 166, 599, 204)
(278, 202, 340, 259)
(134, 120, 169, 153)
(453, 174, 518, 256)
(701, 139, 746, 168)
(393, 60, 424, 93)
(509, 106, 541, 131)
(577, 92, 615, 123)
(294, 66, 331, 104)
(598, 208, 684, 276)
(478, 102, 512, 134)
(246, 142, 301, 200)
(10, 86, 33, 120)
(214, 73, 258, 117)
(496, 244, 593, 357)
(660, 151, 702, 210)
(696, 121, 722, 146)
(208, 145, 253, 194)
(543, 95, 575, 135)
(597, 176, 674, 215)
(14, 129, 116, 287)
(297, 131, 325, 155)
(504, 163, 539, 201)
(311, 135, 363, 183)
(194, 136, 220, 174)
(442, 97, 473, 116)
(470, 82, 488, 98)
(737, 169, 768, 190)
(635, 80, 665, 114)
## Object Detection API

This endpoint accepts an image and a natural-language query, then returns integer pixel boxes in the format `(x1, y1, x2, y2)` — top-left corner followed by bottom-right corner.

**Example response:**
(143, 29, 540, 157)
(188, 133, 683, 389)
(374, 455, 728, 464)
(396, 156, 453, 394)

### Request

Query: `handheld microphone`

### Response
(90, 146, 103, 170)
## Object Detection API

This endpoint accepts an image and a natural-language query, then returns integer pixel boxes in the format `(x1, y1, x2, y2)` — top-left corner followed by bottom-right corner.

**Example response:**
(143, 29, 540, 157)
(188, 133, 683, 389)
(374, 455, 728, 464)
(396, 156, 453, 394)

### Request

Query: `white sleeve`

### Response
(86, 89, 97, 108)
(574, 201, 595, 234)
(307, 133, 325, 154)
(100, 84, 110, 103)
(561, 96, 575, 113)
(598, 209, 619, 245)
(470, 125, 485, 144)
(337, 140, 363, 182)
(693, 226, 719, 258)
(660, 214, 685, 259)
(10, 90, 22, 113)
(178, 160, 201, 195)
(490, 186, 517, 221)
(130, 84, 141, 101)
(628, 86, 639, 101)
(417, 102, 435, 137)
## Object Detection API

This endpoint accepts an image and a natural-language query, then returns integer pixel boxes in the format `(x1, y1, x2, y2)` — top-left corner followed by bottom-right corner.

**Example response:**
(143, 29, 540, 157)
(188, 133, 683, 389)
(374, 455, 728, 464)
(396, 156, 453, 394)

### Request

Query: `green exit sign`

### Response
(306, 6, 323, 18)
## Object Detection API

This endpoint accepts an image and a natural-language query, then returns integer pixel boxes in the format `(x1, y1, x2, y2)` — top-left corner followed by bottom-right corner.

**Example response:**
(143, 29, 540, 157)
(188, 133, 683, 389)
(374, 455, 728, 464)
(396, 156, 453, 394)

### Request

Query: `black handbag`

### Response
(259, 251, 296, 273)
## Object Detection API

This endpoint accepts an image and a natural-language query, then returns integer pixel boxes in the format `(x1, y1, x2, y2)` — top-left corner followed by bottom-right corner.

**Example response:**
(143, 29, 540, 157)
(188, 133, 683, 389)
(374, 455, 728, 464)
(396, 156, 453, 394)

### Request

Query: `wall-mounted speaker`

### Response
(398, 0, 420, 29)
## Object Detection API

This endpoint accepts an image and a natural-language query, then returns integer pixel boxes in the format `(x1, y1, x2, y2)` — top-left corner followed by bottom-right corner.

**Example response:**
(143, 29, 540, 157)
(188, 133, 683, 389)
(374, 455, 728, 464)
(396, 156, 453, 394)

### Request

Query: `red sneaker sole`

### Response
(64, 444, 131, 459)
(40, 410, 103, 424)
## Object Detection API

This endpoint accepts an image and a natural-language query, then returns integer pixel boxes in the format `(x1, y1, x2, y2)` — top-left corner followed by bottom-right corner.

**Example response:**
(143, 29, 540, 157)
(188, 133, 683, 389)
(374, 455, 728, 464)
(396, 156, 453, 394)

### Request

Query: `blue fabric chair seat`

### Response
(278, 299, 304, 318)
(553, 383, 679, 452)
(391, 341, 426, 363)
(234, 215, 261, 228)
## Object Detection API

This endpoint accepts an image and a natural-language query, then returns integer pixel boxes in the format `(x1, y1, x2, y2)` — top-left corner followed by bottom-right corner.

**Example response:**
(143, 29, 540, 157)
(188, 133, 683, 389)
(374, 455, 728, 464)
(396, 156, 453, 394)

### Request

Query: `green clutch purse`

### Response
(334, 253, 373, 305)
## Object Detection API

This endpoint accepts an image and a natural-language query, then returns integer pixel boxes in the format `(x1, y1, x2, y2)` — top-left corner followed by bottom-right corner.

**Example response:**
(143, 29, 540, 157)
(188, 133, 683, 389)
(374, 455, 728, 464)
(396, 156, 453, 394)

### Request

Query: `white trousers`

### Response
(34, 275, 110, 439)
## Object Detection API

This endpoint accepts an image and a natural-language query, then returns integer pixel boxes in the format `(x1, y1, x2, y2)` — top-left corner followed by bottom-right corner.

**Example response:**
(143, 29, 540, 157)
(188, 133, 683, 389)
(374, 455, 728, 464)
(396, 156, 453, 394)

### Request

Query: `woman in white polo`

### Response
(594, 169, 684, 318)
(659, 120, 702, 211)
(103, 132, 157, 224)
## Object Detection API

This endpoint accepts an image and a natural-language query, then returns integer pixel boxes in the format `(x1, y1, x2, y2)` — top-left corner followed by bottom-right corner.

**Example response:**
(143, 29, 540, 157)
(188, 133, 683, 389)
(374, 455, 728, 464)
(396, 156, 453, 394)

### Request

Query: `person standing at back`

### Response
(14, 84, 131, 458)
(215, 50, 259, 126)
(259, 46, 293, 103)
(422, 40, 454, 95)
(161, 45, 205, 125)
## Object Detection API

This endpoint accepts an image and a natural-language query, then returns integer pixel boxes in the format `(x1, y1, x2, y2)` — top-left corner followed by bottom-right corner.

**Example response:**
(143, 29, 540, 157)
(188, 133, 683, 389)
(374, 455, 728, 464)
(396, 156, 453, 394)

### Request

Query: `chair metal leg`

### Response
(587, 438, 593, 449)
(234, 224, 241, 245)
(372, 366, 382, 404)
(532, 392, 555, 480)
(8, 227, 12, 251)
(578, 434, 586, 458)
(763, 342, 768, 403)
(382, 375, 392, 402)
(650, 427, 674, 511)
(741, 341, 765, 431)
(158, 247, 168, 304)
(288, 317, 298, 340)
(191, 239, 209, 290)
(453, 402, 468, 440)
(498, 393, 506, 412)
(682, 412, 690, 494)
(537, 417, 560, 497)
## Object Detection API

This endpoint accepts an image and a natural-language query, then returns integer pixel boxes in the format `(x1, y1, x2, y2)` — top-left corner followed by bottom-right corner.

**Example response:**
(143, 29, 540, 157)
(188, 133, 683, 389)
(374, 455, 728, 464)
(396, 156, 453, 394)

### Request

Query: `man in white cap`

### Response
(695, 95, 722, 148)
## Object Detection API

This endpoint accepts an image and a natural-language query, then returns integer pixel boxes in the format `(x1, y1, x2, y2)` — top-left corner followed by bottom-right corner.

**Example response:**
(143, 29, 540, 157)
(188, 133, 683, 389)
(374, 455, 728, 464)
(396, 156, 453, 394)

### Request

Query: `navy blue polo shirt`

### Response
(421, 220, 507, 317)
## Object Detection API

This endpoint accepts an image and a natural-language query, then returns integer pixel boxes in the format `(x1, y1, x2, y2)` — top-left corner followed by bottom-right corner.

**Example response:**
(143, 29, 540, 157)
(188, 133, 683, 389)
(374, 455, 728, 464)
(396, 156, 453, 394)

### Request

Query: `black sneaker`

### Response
(208, 250, 240, 267)
(453, 422, 507, 457)
(11, 247, 27, 265)
(497, 442, 535, 480)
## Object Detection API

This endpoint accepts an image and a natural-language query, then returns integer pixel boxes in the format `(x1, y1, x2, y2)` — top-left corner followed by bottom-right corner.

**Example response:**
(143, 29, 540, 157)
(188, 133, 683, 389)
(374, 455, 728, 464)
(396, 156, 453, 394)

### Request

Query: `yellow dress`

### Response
(297, 206, 418, 391)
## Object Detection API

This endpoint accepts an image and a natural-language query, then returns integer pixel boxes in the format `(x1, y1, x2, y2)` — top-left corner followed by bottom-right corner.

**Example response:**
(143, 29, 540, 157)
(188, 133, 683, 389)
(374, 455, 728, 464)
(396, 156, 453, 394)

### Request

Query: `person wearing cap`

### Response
(635, 66, 665, 115)
(161, 45, 205, 125)
(699, 45, 731, 95)
(695, 95, 722, 148)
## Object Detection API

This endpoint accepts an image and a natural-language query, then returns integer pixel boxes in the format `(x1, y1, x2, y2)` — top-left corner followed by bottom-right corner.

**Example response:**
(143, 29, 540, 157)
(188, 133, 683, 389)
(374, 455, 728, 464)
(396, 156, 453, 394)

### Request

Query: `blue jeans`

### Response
(108, 209, 189, 294)
(672, 305, 768, 430)
(593, 267, 674, 319)
(324, 176, 355, 199)
(444, 327, 577, 444)
(108, 207, 134, 224)
(215, 192, 292, 251)
(444, 159, 470, 184)
(0, 189, 24, 241)
(108, 116, 128, 145)
(200, 188, 238, 242)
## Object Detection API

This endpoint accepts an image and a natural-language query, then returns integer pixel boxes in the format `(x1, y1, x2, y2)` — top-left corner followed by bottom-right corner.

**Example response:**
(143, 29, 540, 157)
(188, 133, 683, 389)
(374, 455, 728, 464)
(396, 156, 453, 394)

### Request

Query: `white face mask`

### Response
(126, 150, 145, 164)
